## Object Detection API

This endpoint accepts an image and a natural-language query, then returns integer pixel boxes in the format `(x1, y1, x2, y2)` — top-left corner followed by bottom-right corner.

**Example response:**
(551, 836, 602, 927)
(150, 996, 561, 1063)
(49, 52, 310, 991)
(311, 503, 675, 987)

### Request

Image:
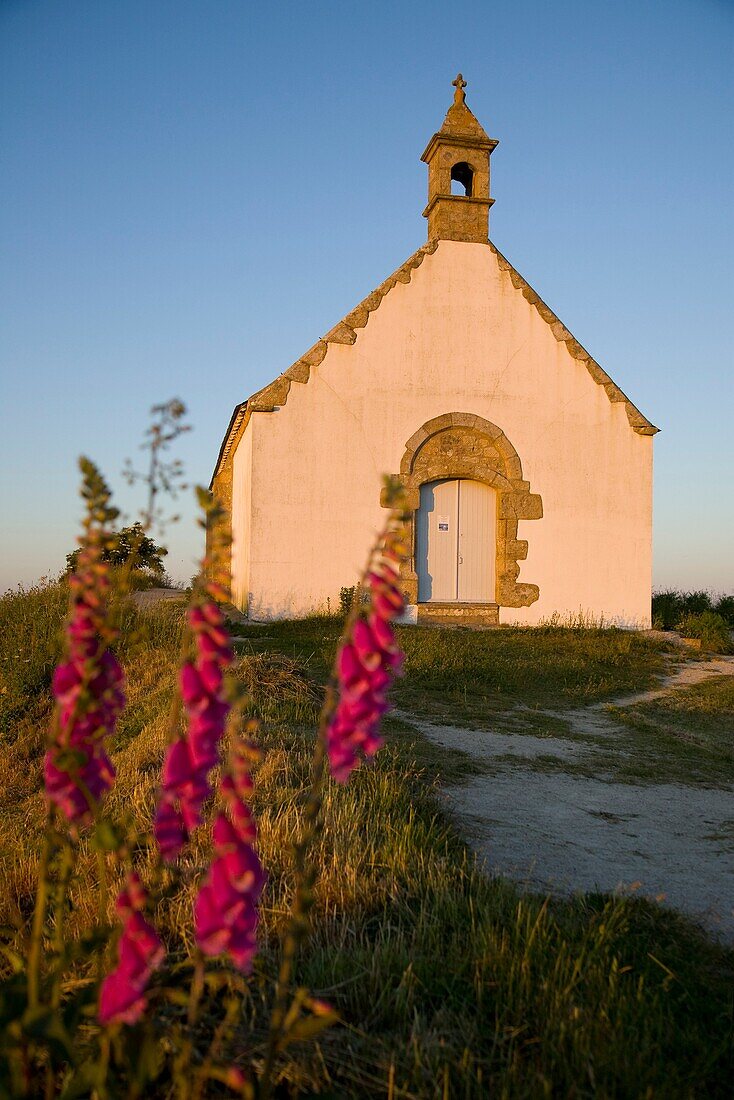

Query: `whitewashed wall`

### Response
(231, 240, 654, 627)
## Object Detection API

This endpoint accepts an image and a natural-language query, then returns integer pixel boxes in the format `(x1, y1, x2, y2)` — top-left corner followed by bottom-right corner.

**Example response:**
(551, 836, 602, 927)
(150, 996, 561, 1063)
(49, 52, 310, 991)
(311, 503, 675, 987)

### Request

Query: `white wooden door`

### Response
(416, 479, 459, 602)
(416, 479, 496, 603)
(457, 479, 496, 602)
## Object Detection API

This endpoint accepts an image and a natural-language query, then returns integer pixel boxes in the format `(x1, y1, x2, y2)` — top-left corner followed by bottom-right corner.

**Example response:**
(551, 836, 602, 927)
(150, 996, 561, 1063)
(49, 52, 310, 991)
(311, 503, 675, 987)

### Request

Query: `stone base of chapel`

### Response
(416, 602, 500, 627)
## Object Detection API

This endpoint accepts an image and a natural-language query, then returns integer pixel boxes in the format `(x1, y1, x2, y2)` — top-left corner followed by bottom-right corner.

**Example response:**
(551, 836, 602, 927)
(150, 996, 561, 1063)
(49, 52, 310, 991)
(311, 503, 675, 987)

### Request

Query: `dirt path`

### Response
(402, 656, 734, 941)
(130, 587, 186, 609)
(130, 588, 247, 622)
(605, 655, 734, 707)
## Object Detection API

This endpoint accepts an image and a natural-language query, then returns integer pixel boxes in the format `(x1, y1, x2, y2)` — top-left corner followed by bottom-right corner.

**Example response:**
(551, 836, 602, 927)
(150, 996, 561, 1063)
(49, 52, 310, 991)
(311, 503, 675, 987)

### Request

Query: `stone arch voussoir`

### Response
(384, 413, 542, 608)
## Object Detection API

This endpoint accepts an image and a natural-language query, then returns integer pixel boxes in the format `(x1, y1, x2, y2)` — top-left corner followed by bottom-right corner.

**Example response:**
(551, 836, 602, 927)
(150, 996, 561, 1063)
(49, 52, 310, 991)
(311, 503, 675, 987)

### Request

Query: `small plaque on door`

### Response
(437, 516, 450, 531)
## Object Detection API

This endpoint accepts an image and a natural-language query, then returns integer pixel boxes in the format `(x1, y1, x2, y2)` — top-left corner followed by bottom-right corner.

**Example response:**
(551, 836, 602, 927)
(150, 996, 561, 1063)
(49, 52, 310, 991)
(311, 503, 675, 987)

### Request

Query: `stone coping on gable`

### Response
(210, 240, 440, 485)
(211, 238, 658, 487)
(487, 241, 659, 438)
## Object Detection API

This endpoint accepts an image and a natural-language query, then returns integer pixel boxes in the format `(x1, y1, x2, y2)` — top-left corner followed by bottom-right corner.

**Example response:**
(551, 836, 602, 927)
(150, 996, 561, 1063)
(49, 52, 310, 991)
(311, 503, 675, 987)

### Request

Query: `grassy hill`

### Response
(1, 580, 732, 1097)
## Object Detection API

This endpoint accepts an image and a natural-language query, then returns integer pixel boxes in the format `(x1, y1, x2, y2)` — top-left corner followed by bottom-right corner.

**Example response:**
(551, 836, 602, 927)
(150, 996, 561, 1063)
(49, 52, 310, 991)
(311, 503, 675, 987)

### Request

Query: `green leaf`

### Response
(21, 1006, 76, 1065)
(61, 979, 99, 1031)
(53, 748, 89, 771)
(281, 990, 307, 1035)
(131, 1028, 164, 1087)
(0, 944, 25, 974)
(93, 819, 123, 852)
(196, 486, 212, 510)
(0, 973, 28, 1023)
(204, 1065, 254, 1098)
(59, 1059, 104, 1100)
(279, 1011, 338, 1050)
(163, 988, 191, 1007)
(203, 970, 235, 994)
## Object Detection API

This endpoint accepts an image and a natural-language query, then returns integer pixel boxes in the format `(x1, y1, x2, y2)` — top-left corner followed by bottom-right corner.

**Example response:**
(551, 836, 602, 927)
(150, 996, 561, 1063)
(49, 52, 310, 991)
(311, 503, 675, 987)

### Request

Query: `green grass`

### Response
(399, 622, 677, 707)
(0, 579, 68, 735)
(605, 675, 734, 787)
(232, 618, 679, 731)
(1, 586, 733, 1096)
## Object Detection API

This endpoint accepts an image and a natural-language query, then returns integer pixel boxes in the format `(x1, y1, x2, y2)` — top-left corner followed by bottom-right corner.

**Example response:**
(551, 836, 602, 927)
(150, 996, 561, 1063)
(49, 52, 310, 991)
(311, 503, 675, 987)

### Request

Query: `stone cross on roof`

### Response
(452, 73, 467, 105)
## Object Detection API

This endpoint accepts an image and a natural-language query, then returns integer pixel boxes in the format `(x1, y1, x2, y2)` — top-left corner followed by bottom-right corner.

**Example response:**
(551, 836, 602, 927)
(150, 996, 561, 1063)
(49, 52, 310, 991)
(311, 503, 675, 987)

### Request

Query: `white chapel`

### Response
(211, 76, 658, 627)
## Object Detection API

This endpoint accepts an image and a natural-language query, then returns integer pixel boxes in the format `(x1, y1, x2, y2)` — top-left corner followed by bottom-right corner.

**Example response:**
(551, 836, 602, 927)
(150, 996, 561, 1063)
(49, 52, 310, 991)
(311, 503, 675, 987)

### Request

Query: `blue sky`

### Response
(1, 0, 732, 594)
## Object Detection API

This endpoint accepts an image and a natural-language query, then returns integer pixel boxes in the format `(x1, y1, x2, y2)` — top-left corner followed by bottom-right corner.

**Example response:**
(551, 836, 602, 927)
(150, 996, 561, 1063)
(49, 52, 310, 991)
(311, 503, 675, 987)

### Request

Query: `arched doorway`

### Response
(416, 479, 497, 603)
(383, 413, 543, 612)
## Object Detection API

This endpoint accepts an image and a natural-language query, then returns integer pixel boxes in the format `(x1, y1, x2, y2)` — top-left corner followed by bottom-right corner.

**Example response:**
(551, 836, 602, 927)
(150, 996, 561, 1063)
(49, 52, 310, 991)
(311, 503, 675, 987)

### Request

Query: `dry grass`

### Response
(1, 585, 733, 1096)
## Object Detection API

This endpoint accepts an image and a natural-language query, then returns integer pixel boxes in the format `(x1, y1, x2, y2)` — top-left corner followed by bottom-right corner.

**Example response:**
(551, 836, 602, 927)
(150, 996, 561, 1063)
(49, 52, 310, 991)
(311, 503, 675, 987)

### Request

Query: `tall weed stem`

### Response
(27, 830, 53, 1011)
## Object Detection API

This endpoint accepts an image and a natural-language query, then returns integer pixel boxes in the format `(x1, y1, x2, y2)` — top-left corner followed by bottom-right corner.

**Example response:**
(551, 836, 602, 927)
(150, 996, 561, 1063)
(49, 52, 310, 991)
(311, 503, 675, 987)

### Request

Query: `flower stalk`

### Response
(28, 459, 123, 1018)
(154, 491, 234, 861)
(45, 459, 125, 825)
(13, 444, 411, 1096)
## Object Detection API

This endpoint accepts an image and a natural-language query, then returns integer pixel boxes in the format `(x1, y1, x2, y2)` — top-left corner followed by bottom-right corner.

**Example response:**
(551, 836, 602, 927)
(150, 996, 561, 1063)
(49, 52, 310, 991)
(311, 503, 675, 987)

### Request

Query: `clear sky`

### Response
(1, 0, 732, 595)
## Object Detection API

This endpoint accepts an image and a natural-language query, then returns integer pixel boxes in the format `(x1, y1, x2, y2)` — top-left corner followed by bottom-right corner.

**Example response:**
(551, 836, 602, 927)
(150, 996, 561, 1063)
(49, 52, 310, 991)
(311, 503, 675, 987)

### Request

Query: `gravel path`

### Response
(403, 656, 734, 941)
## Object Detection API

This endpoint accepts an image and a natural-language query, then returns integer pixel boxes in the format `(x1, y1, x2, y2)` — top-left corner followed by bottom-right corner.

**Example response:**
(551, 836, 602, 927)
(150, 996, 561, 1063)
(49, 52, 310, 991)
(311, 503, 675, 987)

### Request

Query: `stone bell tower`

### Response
(421, 74, 498, 244)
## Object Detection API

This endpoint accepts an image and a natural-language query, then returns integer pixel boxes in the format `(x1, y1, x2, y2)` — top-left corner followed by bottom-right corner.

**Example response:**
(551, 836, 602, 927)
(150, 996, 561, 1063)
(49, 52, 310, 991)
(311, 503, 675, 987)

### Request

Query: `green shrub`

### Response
(676, 611, 732, 653)
(683, 590, 713, 615)
(66, 521, 168, 586)
(652, 590, 734, 631)
(714, 594, 734, 627)
(339, 585, 367, 617)
(339, 585, 358, 616)
(652, 590, 683, 629)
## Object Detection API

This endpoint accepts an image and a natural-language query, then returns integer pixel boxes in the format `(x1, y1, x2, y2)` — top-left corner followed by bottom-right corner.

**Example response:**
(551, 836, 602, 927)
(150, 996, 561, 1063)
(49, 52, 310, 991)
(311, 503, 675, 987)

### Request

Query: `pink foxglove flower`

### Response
(155, 591, 233, 861)
(45, 545, 125, 823)
(99, 873, 164, 1026)
(194, 739, 265, 973)
(327, 533, 405, 783)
